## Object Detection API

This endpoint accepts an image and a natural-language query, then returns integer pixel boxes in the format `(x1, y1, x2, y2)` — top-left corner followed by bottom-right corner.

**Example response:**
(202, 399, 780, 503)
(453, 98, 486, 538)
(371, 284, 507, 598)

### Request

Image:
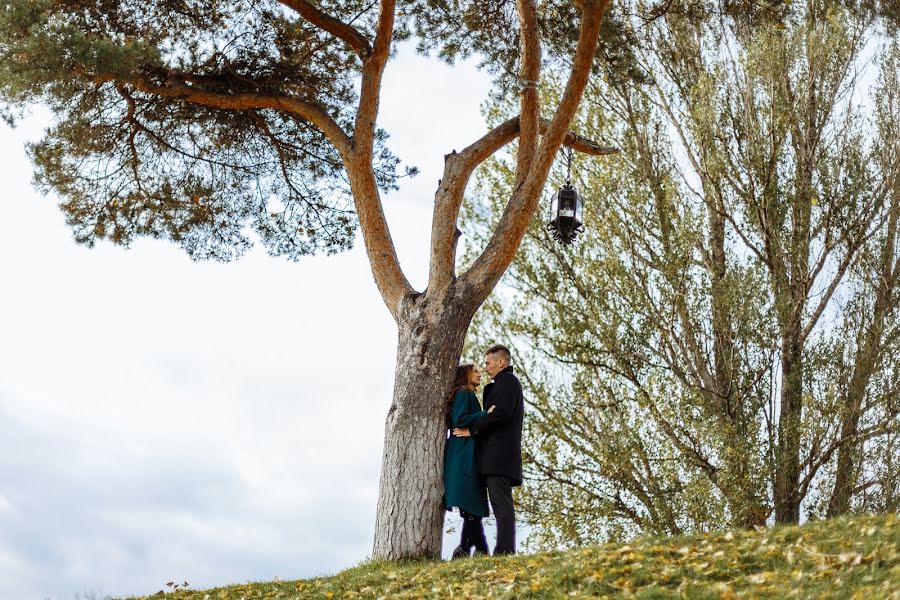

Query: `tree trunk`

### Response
(371, 292, 471, 559)
(827, 404, 864, 517)
(708, 204, 768, 528)
(774, 334, 803, 523)
(828, 301, 887, 517)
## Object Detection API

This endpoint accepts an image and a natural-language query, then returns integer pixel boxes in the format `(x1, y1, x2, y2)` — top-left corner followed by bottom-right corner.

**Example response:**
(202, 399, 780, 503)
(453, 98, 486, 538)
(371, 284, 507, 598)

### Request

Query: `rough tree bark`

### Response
(371, 290, 472, 558)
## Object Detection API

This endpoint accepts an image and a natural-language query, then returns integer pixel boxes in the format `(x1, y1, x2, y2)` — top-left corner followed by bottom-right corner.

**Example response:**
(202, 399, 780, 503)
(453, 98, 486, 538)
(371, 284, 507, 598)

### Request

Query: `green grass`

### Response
(127, 513, 898, 600)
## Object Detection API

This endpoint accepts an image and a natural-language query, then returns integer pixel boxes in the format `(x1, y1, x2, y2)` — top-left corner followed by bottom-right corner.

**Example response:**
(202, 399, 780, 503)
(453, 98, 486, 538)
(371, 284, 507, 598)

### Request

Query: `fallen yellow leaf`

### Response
(714, 582, 737, 600)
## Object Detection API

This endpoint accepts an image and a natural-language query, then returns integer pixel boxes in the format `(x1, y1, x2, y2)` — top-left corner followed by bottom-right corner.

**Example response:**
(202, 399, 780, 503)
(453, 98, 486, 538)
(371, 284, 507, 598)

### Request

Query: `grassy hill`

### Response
(129, 513, 898, 600)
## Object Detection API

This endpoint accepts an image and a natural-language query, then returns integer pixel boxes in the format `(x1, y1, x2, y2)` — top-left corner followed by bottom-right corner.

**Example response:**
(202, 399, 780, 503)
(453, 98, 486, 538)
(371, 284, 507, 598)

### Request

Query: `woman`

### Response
(443, 363, 493, 558)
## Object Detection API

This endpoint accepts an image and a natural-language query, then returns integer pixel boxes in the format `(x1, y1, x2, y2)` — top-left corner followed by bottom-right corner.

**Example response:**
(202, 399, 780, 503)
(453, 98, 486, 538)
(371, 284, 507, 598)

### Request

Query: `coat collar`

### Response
(492, 365, 515, 381)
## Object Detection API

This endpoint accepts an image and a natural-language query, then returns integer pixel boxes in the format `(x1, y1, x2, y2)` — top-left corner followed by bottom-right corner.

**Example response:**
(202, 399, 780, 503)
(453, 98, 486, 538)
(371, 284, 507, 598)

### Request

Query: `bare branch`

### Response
(114, 84, 144, 193)
(278, 0, 373, 59)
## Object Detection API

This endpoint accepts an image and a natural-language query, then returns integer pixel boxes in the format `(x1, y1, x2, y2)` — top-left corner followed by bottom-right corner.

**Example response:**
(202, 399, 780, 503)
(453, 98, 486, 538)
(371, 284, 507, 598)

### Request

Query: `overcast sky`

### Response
(0, 44, 495, 600)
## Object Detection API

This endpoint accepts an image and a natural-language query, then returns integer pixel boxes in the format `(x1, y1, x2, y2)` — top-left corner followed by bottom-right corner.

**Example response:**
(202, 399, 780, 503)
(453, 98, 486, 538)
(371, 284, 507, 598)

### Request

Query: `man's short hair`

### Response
(485, 344, 513, 365)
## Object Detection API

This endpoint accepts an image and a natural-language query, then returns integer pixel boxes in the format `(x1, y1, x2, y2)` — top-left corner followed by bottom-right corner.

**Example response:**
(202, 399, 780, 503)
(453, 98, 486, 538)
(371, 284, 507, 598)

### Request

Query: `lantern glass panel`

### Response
(574, 191, 583, 224)
(550, 191, 560, 222)
(558, 188, 577, 219)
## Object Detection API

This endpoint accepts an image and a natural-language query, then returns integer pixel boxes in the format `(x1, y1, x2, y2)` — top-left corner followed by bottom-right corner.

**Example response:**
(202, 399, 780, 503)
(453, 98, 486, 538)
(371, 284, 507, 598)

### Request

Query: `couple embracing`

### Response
(443, 344, 524, 558)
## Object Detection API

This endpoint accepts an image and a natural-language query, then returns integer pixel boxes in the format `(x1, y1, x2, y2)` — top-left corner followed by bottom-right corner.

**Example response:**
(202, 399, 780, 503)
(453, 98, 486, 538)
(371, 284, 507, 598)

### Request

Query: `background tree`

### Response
(0, 0, 622, 559)
(461, 0, 900, 547)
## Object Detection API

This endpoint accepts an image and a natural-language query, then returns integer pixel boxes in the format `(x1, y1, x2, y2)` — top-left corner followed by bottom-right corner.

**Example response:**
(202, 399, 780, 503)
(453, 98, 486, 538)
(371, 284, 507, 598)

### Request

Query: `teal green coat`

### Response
(443, 389, 489, 517)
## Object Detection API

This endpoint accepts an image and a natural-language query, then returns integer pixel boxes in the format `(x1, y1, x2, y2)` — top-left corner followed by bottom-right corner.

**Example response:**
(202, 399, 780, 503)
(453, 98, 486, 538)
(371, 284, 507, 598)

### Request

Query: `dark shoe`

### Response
(451, 545, 470, 560)
(472, 538, 489, 556)
(468, 520, 489, 557)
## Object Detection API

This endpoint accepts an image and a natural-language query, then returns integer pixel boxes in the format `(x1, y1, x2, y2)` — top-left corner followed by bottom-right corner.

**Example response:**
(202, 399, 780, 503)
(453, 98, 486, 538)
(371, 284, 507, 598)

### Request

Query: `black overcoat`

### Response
(470, 366, 524, 486)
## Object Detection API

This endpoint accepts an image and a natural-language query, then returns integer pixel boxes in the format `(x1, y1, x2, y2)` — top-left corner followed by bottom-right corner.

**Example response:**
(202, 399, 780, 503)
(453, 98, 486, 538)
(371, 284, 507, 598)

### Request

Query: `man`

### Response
(452, 344, 524, 555)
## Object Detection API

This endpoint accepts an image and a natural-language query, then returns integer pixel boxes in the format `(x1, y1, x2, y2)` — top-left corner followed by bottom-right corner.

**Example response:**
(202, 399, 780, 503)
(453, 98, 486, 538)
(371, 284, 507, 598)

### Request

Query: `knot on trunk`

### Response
(414, 325, 429, 369)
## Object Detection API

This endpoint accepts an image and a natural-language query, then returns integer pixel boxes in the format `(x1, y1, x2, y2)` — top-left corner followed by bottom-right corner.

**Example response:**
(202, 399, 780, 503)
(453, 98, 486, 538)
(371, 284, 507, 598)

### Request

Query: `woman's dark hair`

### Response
(446, 363, 475, 427)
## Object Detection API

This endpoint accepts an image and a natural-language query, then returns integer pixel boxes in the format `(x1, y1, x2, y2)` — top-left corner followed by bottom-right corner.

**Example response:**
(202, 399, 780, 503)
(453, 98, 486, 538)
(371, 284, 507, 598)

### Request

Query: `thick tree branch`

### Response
(95, 58, 412, 317)
(515, 0, 541, 184)
(353, 0, 395, 154)
(343, 0, 414, 318)
(87, 70, 353, 157)
(459, 0, 612, 303)
(344, 156, 414, 321)
(427, 116, 618, 294)
(277, 0, 373, 59)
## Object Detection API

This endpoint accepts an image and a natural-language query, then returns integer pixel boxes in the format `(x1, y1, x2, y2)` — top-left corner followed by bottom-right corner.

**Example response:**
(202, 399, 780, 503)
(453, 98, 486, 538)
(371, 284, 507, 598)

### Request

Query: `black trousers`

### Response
(485, 475, 516, 555)
(459, 509, 489, 554)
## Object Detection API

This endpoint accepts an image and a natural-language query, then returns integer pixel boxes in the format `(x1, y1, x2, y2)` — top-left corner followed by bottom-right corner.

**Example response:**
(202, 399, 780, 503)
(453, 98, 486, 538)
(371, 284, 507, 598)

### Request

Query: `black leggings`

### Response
(459, 509, 489, 554)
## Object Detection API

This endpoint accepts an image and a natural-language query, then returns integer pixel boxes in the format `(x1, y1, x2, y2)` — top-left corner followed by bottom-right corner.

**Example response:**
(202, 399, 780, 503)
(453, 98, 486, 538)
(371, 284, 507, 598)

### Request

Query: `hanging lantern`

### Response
(547, 150, 583, 245)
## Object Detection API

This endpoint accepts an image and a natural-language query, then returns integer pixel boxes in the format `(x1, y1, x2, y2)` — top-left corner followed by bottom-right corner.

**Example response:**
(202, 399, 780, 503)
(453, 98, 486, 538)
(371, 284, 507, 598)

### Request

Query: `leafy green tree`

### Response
(461, 0, 900, 547)
(0, 0, 623, 559)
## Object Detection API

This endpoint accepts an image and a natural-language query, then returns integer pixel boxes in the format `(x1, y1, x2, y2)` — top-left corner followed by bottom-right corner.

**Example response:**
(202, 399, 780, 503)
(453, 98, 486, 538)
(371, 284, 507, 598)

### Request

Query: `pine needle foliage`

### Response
(0, 0, 412, 260)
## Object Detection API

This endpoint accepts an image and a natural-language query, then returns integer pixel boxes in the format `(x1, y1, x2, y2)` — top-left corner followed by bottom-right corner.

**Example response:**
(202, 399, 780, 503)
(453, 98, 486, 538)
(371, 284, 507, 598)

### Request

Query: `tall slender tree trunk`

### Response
(708, 201, 733, 404)
(708, 201, 767, 528)
(371, 291, 473, 559)
(774, 332, 803, 523)
(827, 370, 868, 517)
